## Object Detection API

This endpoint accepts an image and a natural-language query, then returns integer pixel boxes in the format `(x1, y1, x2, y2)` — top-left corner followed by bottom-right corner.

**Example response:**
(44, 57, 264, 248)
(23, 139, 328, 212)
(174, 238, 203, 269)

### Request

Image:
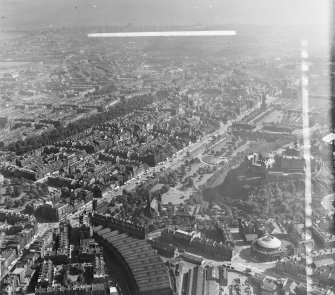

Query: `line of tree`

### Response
(5, 93, 154, 155)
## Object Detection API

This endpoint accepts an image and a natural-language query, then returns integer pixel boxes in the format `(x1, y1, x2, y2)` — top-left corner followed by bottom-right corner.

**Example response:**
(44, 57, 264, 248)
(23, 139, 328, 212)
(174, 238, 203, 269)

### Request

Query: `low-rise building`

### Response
(35, 283, 108, 295)
(37, 260, 53, 288)
(276, 248, 335, 286)
(78, 238, 103, 263)
(312, 221, 335, 249)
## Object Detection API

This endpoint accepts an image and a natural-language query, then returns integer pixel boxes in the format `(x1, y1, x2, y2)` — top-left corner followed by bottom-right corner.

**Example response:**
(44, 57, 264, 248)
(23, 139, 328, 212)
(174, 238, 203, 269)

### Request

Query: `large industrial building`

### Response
(180, 265, 228, 295)
(92, 213, 173, 295)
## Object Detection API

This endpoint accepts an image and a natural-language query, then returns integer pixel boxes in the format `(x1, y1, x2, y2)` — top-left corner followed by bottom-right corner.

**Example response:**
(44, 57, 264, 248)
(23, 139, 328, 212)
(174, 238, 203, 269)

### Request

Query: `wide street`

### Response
(1, 96, 281, 282)
(27, 97, 280, 224)
(34, 96, 280, 223)
(0, 222, 56, 281)
(100, 96, 279, 205)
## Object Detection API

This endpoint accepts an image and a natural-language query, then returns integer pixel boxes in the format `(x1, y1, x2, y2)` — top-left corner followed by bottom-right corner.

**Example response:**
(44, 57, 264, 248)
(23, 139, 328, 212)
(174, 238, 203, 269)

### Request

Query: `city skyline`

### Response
(0, 0, 331, 30)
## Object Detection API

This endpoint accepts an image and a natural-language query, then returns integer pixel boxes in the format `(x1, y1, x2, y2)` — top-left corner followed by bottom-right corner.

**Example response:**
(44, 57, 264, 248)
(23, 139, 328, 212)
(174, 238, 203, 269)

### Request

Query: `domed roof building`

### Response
(251, 235, 286, 261)
(256, 235, 281, 249)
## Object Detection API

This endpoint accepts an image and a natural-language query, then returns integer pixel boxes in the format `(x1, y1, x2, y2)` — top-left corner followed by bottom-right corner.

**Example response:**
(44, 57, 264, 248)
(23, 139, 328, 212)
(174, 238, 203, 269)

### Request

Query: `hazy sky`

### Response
(0, 0, 331, 30)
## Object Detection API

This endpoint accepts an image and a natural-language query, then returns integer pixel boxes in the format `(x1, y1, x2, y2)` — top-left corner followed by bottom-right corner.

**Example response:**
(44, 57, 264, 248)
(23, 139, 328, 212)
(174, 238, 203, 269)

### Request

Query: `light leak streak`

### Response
(88, 31, 236, 38)
(301, 39, 313, 294)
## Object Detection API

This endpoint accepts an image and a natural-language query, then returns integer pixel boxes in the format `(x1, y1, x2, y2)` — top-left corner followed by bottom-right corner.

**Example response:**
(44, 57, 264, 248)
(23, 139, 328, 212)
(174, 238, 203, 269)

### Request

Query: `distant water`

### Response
(0, 31, 26, 41)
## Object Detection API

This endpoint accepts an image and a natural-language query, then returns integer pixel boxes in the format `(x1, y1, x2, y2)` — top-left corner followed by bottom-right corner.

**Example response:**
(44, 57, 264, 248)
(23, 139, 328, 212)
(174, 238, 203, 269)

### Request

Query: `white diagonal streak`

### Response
(88, 31, 236, 38)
